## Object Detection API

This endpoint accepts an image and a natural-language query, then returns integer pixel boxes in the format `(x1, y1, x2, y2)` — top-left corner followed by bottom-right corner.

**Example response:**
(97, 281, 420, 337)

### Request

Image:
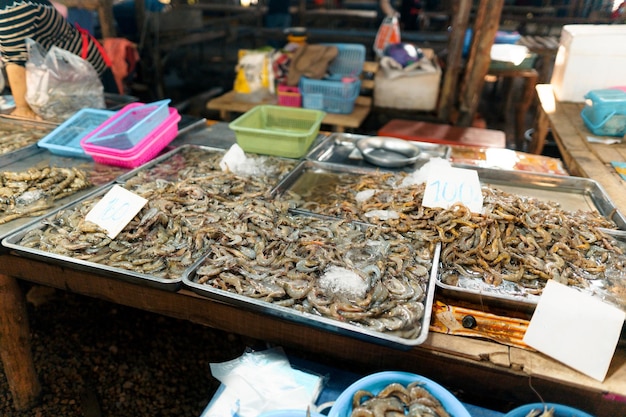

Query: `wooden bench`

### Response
(206, 61, 378, 133)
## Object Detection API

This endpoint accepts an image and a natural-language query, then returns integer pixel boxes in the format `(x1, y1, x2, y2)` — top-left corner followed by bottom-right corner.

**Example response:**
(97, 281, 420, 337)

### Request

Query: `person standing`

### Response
(0, 0, 114, 119)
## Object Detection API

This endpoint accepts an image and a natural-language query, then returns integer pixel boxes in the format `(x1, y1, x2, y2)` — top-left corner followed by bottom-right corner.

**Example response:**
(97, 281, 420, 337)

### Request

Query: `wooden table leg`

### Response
(515, 72, 538, 151)
(529, 104, 549, 155)
(0, 274, 40, 410)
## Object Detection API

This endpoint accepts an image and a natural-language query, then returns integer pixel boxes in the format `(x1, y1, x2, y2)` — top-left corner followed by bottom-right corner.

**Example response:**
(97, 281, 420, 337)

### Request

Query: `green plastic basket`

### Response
(228, 105, 325, 158)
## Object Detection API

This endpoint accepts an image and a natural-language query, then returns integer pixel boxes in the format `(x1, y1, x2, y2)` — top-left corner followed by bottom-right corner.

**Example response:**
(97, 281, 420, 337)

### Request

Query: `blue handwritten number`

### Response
(100, 197, 129, 221)
(431, 179, 476, 205)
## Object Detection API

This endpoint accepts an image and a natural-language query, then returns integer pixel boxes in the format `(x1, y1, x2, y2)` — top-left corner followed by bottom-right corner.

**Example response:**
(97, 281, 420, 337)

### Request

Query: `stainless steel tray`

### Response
(306, 133, 451, 171)
(465, 166, 626, 229)
(0, 116, 57, 169)
(184, 235, 441, 350)
(272, 160, 626, 229)
(436, 167, 626, 314)
(2, 183, 198, 291)
(0, 150, 129, 241)
(270, 159, 389, 202)
(117, 144, 301, 188)
(437, 228, 626, 316)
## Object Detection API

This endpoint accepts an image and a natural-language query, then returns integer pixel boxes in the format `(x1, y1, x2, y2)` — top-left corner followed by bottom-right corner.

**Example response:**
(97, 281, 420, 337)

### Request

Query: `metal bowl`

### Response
(355, 136, 421, 168)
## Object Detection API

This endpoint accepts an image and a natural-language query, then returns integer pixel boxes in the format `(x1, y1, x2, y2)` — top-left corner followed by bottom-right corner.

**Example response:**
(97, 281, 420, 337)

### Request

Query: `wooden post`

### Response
(56, 0, 117, 38)
(436, 0, 471, 123)
(0, 274, 40, 410)
(456, 0, 504, 127)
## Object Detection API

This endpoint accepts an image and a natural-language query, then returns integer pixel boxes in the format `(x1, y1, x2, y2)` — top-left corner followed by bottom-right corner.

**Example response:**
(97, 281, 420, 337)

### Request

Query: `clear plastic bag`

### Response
(25, 38, 105, 122)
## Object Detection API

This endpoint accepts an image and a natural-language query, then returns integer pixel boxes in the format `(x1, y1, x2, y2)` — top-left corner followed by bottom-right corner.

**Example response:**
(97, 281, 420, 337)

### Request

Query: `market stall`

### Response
(0, 102, 624, 416)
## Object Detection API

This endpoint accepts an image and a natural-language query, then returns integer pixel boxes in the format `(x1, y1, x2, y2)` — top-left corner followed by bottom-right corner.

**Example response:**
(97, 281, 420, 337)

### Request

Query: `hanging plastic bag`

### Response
(373, 16, 401, 58)
(24, 38, 105, 122)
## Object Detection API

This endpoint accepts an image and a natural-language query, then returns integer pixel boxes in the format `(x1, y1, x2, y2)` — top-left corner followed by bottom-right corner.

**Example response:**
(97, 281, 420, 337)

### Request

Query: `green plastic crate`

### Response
(229, 105, 325, 158)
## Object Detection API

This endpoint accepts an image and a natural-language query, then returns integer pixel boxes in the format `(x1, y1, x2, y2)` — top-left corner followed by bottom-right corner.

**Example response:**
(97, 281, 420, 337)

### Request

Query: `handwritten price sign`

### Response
(422, 166, 483, 213)
(86, 185, 148, 239)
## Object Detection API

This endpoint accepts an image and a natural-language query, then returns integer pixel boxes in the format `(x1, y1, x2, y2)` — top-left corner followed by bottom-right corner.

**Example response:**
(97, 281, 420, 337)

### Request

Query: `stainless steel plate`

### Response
(306, 133, 451, 171)
(356, 136, 422, 168)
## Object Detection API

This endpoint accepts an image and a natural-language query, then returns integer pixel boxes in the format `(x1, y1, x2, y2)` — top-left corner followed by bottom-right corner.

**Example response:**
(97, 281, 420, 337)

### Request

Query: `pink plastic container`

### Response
(81, 106, 181, 168)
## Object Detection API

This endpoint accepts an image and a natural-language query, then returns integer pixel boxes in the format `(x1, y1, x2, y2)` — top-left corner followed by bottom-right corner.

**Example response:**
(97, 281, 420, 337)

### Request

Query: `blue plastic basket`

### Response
(322, 43, 366, 80)
(300, 78, 361, 114)
(37, 108, 115, 158)
(581, 88, 626, 137)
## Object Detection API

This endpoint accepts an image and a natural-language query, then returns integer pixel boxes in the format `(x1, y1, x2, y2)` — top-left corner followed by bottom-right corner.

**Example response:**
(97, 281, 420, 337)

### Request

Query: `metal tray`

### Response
(184, 235, 441, 350)
(270, 159, 390, 203)
(116, 144, 301, 189)
(2, 183, 200, 291)
(271, 160, 626, 315)
(435, 166, 626, 314)
(306, 133, 451, 171)
(437, 228, 626, 316)
(0, 116, 58, 169)
(465, 166, 626, 229)
(0, 150, 129, 241)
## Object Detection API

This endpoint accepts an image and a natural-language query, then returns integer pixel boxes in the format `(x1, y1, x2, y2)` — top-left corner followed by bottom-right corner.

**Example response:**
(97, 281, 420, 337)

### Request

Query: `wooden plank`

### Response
(537, 85, 626, 217)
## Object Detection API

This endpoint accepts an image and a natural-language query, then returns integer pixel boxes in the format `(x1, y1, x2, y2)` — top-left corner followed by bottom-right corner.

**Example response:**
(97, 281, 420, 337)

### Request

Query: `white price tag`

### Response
(85, 185, 148, 239)
(422, 166, 483, 213)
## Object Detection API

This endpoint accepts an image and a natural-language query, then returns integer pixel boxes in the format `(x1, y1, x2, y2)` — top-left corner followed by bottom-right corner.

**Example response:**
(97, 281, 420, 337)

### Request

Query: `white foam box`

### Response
(550, 24, 626, 102)
(374, 48, 441, 111)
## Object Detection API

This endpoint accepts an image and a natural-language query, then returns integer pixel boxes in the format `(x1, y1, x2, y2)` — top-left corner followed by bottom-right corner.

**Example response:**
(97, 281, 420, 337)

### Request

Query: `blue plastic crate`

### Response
(300, 78, 361, 114)
(321, 43, 366, 80)
(37, 108, 115, 158)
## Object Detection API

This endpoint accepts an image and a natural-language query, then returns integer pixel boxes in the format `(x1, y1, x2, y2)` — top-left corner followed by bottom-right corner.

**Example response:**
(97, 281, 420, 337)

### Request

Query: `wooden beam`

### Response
(437, 0, 471, 123)
(456, 0, 504, 127)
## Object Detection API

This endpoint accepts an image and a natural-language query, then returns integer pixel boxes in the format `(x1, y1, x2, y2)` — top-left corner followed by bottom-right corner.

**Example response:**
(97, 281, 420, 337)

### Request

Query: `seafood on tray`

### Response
(277, 168, 626, 310)
(193, 213, 434, 339)
(0, 120, 50, 155)
(15, 148, 302, 280)
(0, 166, 91, 224)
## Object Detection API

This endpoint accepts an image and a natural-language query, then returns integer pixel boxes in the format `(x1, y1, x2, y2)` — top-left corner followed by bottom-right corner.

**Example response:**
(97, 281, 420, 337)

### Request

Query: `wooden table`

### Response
(1, 127, 626, 415)
(532, 84, 626, 215)
(206, 90, 372, 133)
(2, 254, 626, 415)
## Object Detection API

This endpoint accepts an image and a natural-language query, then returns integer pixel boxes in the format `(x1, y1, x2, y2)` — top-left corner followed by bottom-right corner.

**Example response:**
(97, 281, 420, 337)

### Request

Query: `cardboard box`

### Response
(550, 25, 626, 102)
(374, 49, 441, 111)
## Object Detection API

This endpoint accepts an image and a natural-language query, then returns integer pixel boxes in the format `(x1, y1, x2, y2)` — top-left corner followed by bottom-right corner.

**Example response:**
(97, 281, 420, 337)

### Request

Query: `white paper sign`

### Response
(85, 185, 148, 239)
(523, 280, 625, 382)
(422, 166, 483, 213)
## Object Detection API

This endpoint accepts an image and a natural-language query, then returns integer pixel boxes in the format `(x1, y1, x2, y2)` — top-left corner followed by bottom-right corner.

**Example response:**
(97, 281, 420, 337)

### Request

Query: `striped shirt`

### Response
(0, 0, 107, 74)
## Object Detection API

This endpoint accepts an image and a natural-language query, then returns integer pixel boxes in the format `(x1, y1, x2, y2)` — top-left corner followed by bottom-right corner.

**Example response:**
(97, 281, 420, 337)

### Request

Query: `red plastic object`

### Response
(277, 85, 302, 107)
(81, 107, 181, 168)
(378, 119, 507, 149)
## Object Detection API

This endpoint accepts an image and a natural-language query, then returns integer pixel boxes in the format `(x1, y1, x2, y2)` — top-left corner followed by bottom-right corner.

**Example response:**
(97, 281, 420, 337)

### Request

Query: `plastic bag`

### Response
(206, 347, 323, 417)
(233, 48, 275, 101)
(25, 38, 105, 122)
(373, 16, 401, 58)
